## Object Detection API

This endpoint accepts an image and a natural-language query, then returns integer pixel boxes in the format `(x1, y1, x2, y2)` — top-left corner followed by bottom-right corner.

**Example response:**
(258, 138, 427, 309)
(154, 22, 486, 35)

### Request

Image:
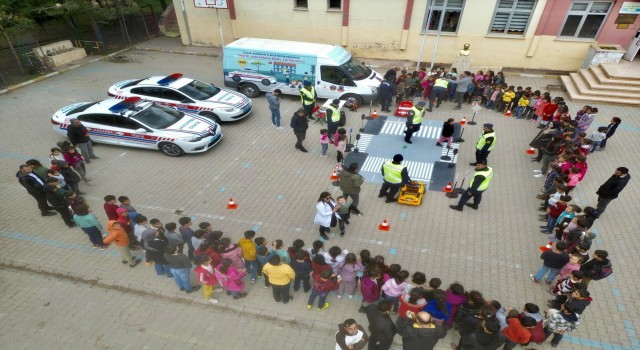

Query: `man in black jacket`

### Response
(67, 119, 98, 162)
(396, 311, 446, 350)
(290, 108, 309, 152)
(16, 164, 56, 216)
(596, 167, 630, 214)
(44, 178, 76, 227)
(365, 300, 396, 350)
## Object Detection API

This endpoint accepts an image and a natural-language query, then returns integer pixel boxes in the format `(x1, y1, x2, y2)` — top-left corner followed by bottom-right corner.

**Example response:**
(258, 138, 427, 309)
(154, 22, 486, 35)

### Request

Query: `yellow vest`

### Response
(434, 78, 448, 88)
(470, 167, 493, 191)
(408, 107, 423, 125)
(327, 106, 340, 122)
(476, 131, 496, 151)
(382, 161, 405, 184)
(300, 87, 315, 105)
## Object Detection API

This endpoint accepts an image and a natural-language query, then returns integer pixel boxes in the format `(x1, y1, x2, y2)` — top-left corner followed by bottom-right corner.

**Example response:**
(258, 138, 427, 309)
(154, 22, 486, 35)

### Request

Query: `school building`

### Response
(174, 0, 640, 72)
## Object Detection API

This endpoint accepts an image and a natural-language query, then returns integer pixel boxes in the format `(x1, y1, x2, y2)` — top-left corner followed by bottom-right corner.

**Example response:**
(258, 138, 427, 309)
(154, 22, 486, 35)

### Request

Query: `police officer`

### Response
(326, 99, 341, 141)
(404, 101, 425, 144)
(300, 81, 317, 120)
(470, 123, 496, 166)
(378, 154, 411, 203)
(449, 160, 493, 211)
(428, 77, 449, 112)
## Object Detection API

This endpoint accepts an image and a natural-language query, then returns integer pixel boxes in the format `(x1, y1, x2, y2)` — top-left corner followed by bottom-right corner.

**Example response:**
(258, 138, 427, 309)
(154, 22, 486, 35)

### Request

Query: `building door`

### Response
(623, 29, 640, 61)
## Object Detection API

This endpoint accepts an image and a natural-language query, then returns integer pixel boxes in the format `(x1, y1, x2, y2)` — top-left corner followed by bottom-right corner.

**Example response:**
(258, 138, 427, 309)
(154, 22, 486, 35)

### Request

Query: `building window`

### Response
(328, 0, 342, 10)
(559, 1, 612, 39)
(294, 0, 308, 9)
(422, 0, 466, 33)
(490, 0, 537, 35)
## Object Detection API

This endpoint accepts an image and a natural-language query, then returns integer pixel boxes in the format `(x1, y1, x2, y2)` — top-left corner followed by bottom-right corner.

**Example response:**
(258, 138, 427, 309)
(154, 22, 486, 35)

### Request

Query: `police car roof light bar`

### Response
(109, 97, 143, 113)
(157, 73, 183, 86)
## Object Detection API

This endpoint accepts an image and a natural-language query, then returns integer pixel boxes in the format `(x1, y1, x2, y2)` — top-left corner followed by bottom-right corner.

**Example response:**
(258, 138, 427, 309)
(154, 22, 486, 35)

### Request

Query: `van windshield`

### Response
(340, 57, 372, 80)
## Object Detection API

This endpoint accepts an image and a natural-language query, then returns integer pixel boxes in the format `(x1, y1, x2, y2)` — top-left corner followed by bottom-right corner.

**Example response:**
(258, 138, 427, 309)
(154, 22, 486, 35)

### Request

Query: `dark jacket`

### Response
(290, 114, 309, 133)
(542, 140, 563, 156)
(529, 128, 556, 149)
(59, 165, 81, 184)
(596, 174, 630, 199)
(339, 169, 364, 194)
(396, 316, 446, 350)
(67, 123, 90, 144)
(580, 257, 610, 278)
(463, 329, 505, 350)
(379, 80, 396, 98)
(146, 238, 170, 265)
(365, 303, 397, 340)
(441, 122, 455, 137)
(44, 184, 68, 208)
(336, 323, 369, 350)
(17, 171, 46, 196)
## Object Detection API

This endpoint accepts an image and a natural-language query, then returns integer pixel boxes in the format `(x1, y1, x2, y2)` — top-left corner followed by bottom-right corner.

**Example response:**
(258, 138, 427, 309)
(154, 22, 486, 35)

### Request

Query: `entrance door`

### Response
(623, 29, 640, 61)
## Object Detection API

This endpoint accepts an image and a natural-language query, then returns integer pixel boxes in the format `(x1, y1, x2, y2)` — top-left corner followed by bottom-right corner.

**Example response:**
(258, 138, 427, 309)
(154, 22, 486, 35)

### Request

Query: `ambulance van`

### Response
(223, 38, 382, 104)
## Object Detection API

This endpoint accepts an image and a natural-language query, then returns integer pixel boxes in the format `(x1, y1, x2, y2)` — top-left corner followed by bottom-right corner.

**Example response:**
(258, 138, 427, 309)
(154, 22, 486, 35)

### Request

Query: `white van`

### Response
(223, 38, 382, 104)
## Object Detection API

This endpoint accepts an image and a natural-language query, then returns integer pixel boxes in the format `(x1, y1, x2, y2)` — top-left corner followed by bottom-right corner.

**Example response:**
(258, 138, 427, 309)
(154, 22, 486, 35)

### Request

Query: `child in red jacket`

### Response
(520, 303, 545, 345)
(194, 255, 219, 304)
(307, 268, 340, 311)
(502, 309, 533, 350)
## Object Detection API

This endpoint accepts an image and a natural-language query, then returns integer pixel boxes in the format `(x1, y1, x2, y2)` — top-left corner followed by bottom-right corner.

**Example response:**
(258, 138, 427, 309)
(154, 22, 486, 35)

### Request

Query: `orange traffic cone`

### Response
(226, 198, 238, 209)
(526, 147, 536, 155)
(378, 219, 390, 231)
(539, 241, 553, 252)
(443, 182, 453, 193)
(371, 110, 378, 119)
(504, 109, 512, 117)
(329, 170, 338, 181)
(460, 117, 467, 125)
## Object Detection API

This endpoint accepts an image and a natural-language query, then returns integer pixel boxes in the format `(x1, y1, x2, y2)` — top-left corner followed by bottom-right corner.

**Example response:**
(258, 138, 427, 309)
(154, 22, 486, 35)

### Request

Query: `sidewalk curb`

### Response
(0, 48, 131, 96)
(133, 45, 220, 58)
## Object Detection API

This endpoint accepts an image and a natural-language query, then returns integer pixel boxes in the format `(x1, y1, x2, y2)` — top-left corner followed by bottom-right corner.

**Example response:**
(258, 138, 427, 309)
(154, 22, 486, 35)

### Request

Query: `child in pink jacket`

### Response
(214, 258, 247, 300)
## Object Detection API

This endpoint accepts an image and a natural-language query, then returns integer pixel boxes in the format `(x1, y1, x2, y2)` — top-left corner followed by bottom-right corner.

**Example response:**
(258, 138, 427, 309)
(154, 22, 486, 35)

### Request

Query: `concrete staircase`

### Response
(561, 63, 640, 106)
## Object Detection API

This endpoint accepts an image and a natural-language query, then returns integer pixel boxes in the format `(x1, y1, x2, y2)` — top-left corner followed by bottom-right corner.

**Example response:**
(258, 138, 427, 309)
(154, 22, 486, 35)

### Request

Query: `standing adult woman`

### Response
(314, 191, 341, 241)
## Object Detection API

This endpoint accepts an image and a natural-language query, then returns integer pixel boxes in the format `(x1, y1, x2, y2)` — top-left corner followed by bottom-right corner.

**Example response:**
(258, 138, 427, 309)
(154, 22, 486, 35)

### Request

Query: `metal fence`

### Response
(0, 11, 160, 88)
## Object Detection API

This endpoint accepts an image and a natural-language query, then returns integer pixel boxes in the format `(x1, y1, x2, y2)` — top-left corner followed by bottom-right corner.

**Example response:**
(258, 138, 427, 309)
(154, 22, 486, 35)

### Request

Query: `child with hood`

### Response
(103, 221, 140, 267)
(444, 282, 467, 328)
(217, 237, 244, 269)
(214, 258, 247, 300)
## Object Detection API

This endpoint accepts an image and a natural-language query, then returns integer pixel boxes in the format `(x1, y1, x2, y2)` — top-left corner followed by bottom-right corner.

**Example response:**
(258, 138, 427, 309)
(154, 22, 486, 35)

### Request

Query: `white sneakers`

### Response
(207, 298, 219, 304)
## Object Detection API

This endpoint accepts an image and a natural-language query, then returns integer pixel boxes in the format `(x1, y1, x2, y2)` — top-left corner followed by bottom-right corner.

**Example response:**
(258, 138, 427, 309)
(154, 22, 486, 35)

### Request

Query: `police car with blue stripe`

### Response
(108, 73, 252, 123)
(51, 97, 222, 157)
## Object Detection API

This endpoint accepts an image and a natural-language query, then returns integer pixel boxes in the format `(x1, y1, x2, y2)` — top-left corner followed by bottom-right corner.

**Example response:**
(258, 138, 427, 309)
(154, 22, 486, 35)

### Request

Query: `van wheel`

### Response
(239, 83, 260, 98)
(341, 94, 364, 106)
(232, 75, 241, 82)
(261, 78, 272, 86)
(159, 142, 185, 157)
(200, 111, 221, 123)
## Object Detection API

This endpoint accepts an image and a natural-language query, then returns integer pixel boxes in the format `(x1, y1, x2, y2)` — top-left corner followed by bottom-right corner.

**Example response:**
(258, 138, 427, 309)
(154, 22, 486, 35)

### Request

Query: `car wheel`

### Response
(239, 83, 260, 98)
(261, 78, 272, 86)
(200, 112, 221, 123)
(232, 75, 241, 82)
(341, 94, 364, 106)
(159, 142, 185, 157)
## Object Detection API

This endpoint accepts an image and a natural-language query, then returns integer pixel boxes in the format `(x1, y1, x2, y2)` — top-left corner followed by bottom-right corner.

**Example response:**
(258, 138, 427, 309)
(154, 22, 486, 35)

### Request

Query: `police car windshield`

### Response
(178, 80, 220, 100)
(132, 104, 183, 129)
(340, 57, 372, 80)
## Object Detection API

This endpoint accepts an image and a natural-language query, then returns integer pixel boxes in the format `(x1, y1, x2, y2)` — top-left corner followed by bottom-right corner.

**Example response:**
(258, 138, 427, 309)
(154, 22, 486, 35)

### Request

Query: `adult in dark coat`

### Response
(339, 163, 365, 209)
(365, 300, 397, 350)
(290, 108, 309, 152)
(16, 164, 56, 216)
(454, 319, 505, 350)
(43, 179, 76, 227)
(529, 121, 561, 162)
(396, 311, 446, 350)
(67, 119, 98, 162)
(378, 79, 396, 112)
(596, 167, 630, 214)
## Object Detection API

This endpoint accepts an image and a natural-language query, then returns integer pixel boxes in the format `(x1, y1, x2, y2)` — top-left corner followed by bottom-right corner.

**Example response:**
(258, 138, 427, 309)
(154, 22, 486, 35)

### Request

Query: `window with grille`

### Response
(328, 0, 342, 10)
(559, 1, 612, 39)
(295, 0, 308, 9)
(490, 0, 537, 35)
(422, 0, 466, 33)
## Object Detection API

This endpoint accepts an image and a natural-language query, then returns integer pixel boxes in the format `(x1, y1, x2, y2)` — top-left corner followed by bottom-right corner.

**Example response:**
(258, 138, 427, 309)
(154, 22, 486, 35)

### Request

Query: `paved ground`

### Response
(0, 37, 639, 349)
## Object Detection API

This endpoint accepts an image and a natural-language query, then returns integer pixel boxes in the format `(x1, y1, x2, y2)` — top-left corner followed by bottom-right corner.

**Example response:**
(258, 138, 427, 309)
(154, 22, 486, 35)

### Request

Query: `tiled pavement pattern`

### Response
(1, 39, 639, 349)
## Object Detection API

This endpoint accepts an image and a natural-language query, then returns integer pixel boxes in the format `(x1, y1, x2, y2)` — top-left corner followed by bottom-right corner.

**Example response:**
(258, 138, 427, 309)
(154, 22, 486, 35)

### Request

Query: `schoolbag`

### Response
(590, 263, 613, 281)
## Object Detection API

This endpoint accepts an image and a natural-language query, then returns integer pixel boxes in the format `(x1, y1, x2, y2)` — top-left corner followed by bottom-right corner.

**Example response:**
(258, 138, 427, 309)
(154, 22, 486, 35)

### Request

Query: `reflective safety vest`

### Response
(470, 166, 493, 191)
(434, 78, 449, 88)
(327, 106, 340, 122)
(408, 107, 423, 125)
(476, 131, 496, 151)
(382, 161, 405, 184)
(300, 87, 315, 105)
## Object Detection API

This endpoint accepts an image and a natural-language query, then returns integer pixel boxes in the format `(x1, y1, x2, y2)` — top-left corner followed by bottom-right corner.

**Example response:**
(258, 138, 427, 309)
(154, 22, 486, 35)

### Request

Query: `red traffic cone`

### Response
(539, 241, 553, 252)
(504, 109, 512, 117)
(443, 182, 453, 193)
(460, 117, 467, 125)
(526, 147, 536, 155)
(329, 170, 339, 181)
(378, 219, 390, 231)
(371, 110, 378, 119)
(226, 198, 238, 210)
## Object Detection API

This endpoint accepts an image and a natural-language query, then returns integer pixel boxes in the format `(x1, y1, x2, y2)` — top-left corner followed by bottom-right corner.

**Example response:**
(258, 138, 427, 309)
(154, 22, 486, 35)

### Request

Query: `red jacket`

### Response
(104, 203, 119, 221)
(194, 247, 222, 267)
(519, 313, 544, 343)
(311, 261, 332, 277)
(194, 264, 218, 285)
(541, 104, 558, 121)
(312, 273, 339, 293)
(548, 202, 567, 219)
(502, 318, 531, 344)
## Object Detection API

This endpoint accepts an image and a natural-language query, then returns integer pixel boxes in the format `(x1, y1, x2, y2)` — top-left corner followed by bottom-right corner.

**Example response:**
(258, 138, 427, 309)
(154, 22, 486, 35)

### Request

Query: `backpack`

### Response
(590, 263, 613, 281)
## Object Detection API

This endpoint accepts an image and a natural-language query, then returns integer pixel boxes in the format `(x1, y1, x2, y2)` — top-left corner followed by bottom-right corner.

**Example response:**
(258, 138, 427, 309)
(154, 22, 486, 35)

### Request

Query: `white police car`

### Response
(51, 97, 222, 157)
(107, 73, 253, 123)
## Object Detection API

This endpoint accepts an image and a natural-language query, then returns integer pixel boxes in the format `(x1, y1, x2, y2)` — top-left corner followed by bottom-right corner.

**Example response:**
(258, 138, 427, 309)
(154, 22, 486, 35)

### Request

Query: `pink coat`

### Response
(214, 265, 245, 292)
(445, 290, 468, 327)
(219, 244, 244, 269)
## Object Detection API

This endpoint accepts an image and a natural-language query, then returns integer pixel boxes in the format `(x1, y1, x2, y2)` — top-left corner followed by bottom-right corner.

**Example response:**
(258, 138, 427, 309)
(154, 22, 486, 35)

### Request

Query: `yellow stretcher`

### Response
(397, 181, 426, 206)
